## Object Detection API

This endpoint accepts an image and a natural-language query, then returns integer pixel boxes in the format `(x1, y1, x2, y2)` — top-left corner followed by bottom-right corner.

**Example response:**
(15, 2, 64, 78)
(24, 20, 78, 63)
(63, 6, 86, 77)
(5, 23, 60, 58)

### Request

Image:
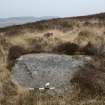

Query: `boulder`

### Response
(11, 53, 91, 95)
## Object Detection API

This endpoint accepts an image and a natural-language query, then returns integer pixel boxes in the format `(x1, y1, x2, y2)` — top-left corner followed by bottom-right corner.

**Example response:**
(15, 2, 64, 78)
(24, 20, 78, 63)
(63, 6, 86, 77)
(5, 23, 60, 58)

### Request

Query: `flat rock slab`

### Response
(11, 53, 91, 95)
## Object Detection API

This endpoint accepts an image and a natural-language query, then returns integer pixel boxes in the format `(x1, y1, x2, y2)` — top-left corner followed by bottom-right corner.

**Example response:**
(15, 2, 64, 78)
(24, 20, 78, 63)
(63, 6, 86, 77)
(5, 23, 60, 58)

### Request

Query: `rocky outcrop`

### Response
(11, 53, 91, 95)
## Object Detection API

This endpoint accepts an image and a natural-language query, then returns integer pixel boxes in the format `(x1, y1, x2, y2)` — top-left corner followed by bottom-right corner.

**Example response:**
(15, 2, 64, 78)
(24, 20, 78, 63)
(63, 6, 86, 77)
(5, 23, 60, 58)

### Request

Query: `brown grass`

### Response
(53, 42, 79, 55)
(0, 13, 105, 104)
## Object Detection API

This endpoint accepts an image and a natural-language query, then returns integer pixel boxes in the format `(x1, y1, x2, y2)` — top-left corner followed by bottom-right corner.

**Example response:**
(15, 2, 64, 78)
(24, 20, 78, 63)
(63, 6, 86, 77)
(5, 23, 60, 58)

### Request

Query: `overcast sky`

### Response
(0, 0, 105, 18)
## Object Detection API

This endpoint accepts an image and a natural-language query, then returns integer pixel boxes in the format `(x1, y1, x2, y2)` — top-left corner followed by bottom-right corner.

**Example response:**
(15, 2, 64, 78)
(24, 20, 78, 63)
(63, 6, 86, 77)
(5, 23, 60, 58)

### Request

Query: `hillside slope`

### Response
(0, 16, 58, 28)
(0, 13, 105, 105)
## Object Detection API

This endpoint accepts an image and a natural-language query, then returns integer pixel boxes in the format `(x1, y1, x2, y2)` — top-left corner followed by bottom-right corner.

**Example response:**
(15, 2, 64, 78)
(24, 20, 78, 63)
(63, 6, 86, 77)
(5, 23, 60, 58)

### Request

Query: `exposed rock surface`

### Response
(11, 53, 91, 95)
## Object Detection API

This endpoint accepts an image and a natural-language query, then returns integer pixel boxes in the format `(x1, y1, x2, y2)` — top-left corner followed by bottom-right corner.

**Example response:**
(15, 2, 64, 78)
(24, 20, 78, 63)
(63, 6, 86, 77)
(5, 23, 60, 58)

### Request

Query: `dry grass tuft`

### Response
(53, 42, 79, 55)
